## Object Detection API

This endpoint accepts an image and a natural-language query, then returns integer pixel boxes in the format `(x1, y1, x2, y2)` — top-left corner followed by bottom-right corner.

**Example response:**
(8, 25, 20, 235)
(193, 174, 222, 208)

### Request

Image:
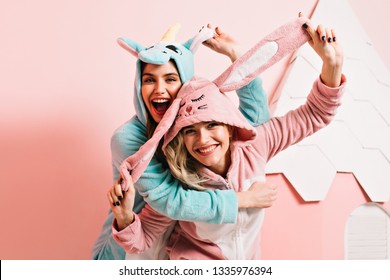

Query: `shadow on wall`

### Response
(0, 117, 112, 259)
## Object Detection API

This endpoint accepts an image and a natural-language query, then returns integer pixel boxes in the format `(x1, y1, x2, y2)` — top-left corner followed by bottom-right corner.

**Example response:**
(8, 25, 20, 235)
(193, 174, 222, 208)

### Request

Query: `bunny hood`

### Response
(162, 76, 257, 151)
(117, 24, 214, 126)
(120, 17, 311, 188)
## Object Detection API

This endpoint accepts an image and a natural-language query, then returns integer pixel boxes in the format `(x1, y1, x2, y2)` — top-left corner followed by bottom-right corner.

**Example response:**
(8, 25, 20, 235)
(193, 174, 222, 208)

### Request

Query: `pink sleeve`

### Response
(259, 75, 346, 161)
(112, 204, 175, 254)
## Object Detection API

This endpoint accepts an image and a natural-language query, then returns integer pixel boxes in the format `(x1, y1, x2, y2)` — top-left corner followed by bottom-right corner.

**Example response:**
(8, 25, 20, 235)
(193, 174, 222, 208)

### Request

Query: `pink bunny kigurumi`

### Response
(161, 76, 258, 150)
(120, 17, 311, 191)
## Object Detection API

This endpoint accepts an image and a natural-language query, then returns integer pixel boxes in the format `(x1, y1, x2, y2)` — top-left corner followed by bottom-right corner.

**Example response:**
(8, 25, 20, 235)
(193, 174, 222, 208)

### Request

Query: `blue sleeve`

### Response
(136, 156, 237, 224)
(91, 209, 125, 260)
(237, 77, 270, 126)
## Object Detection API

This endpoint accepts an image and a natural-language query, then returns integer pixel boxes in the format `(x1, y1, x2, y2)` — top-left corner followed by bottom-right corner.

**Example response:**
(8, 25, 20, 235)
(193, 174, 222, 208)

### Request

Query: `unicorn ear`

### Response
(119, 98, 182, 190)
(183, 25, 214, 53)
(117, 37, 146, 58)
(214, 17, 311, 93)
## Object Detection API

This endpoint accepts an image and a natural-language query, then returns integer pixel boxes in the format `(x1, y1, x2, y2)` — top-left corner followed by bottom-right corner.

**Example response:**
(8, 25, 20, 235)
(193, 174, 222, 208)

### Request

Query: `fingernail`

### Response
(302, 23, 308, 29)
(321, 36, 326, 41)
(118, 196, 123, 201)
(112, 202, 116, 206)
(333, 37, 336, 42)
(328, 37, 332, 42)
(115, 201, 120, 206)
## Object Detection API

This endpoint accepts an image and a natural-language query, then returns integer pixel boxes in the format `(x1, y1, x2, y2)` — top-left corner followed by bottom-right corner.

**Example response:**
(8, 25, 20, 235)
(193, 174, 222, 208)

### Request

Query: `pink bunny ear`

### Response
(214, 17, 311, 92)
(119, 98, 182, 191)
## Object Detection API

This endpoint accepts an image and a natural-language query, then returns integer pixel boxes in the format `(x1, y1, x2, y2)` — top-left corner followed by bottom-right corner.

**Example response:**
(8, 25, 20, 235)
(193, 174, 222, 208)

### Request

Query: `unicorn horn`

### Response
(160, 23, 181, 42)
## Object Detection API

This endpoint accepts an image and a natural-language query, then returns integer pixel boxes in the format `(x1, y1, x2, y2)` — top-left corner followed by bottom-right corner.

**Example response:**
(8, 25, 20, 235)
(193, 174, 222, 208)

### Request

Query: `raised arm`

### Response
(301, 14, 343, 87)
(203, 25, 270, 126)
(261, 21, 345, 160)
(108, 175, 175, 254)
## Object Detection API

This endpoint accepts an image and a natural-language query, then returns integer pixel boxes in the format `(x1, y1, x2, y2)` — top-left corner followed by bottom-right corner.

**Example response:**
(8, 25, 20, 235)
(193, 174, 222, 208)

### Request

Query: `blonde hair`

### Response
(165, 132, 207, 190)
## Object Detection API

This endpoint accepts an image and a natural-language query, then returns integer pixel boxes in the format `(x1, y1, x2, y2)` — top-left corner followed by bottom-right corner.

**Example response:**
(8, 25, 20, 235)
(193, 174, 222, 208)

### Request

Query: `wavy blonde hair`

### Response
(165, 132, 208, 190)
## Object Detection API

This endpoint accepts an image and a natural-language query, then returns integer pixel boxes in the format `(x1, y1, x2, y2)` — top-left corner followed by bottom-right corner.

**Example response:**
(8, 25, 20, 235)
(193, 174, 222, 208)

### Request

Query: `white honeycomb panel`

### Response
(267, 0, 390, 202)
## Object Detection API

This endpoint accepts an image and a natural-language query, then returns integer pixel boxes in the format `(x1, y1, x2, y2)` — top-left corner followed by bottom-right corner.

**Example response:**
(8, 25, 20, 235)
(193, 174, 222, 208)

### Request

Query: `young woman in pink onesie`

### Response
(108, 17, 346, 259)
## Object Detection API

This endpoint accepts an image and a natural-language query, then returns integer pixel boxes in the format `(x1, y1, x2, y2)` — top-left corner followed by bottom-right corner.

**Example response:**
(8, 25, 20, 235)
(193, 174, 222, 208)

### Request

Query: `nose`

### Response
(154, 80, 165, 95)
(198, 128, 210, 144)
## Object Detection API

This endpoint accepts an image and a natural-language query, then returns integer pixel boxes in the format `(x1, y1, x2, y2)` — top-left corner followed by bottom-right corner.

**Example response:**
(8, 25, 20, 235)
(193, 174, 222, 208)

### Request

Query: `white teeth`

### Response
(198, 145, 217, 153)
(153, 99, 169, 103)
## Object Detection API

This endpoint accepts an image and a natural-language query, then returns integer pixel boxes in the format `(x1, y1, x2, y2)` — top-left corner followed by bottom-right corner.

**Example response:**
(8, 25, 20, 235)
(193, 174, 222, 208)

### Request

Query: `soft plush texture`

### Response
(120, 17, 311, 189)
(113, 75, 346, 259)
(92, 23, 271, 260)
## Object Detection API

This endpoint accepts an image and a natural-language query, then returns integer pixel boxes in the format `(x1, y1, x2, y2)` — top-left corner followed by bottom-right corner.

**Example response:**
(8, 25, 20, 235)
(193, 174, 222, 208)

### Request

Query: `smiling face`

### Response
(182, 121, 233, 176)
(141, 61, 182, 123)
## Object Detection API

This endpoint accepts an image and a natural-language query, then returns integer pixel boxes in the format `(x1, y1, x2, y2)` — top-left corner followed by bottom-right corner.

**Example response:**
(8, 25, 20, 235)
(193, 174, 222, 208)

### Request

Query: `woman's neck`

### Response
(207, 149, 231, 178)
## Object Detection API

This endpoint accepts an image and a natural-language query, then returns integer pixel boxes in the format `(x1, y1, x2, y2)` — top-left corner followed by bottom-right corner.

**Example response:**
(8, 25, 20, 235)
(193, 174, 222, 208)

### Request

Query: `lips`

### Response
(196, 144, 218, 156)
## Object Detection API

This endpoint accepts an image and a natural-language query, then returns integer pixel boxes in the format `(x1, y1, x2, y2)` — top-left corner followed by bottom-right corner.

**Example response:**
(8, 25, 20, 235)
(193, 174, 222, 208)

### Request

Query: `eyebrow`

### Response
(183, 125, 194, 130)
(142, 72, 180, 77)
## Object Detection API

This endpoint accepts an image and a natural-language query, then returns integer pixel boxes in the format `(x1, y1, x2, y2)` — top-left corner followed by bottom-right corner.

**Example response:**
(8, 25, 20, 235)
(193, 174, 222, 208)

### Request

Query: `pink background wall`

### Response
(0, 0, 389, 259)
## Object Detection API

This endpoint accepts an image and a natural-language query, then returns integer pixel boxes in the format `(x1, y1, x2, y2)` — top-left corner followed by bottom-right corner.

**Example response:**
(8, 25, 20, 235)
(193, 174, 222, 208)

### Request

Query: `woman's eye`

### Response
(208, 122, 219, 128)
(143, 78, 154, 83)
(183, 129, 195, 135)
(166, 77, 178, 83)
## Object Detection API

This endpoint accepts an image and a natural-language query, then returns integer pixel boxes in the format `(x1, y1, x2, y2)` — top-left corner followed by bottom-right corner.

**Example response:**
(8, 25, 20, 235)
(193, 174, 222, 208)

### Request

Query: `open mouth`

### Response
(152, 99, 171, 115)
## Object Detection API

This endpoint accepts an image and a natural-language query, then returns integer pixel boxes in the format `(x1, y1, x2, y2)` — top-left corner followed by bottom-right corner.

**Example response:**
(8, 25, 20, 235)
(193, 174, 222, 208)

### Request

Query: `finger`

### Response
(326, 27, 333, 43)
(302, 22, 319, 43)
(316, 24, 326, 42)
(331, 28, 337, 42)
(119, 175, 128, 192)
(109, 187, 121, 206)
(114, 183, 123, 201)
(215, 26, 223, 36)
(107, 190, 114, 206)
(127, 175, 135, 192)
(107, 190, 118, 207)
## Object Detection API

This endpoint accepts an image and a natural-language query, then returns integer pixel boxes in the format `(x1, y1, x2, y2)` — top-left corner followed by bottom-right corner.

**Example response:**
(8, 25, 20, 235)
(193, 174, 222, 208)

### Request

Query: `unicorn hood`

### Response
(117, 24, 214, 126)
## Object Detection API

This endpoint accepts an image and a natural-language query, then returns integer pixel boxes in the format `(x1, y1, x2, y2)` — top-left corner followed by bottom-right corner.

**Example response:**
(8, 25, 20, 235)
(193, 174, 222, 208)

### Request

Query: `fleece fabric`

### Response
(91, 25, 270, 259)
(113, 75, 346, 259)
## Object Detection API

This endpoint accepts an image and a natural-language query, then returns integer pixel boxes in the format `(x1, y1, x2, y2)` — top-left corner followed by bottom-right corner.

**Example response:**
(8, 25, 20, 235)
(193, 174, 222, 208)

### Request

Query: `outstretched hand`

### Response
(107, 177, 136, 231)
(300, 12, 344, 87)
(202, 24, 243, 62)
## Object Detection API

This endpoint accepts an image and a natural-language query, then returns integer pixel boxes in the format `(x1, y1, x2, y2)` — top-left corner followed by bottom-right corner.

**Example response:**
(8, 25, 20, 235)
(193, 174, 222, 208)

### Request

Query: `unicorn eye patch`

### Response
(166, 45, 182, 55)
